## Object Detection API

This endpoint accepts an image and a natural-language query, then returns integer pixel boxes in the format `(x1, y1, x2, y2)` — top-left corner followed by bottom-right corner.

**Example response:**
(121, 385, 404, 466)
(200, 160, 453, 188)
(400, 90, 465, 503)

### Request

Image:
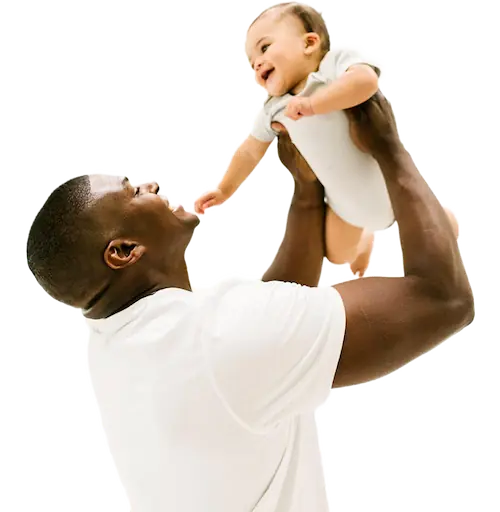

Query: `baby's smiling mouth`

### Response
(261, 68, 275, 82)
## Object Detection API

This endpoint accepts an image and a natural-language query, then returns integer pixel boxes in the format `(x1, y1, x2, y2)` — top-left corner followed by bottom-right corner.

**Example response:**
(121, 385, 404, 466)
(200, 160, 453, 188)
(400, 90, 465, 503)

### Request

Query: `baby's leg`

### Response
(349, 208, 457, 276)
(325, 207, 374, 277)
(349, 232, 375, 277)
(444, 207, 459, 238)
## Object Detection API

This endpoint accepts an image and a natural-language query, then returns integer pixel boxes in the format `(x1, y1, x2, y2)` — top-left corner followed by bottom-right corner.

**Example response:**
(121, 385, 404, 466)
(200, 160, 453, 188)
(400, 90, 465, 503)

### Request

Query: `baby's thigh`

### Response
(325, 206, 364, 264)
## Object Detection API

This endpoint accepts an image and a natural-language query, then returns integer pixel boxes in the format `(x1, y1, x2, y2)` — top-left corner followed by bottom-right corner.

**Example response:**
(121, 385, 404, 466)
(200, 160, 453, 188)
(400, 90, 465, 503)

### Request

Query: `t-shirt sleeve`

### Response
(202, 280, 346, 433)
(320, 48, 381, 81)
(250, 106, 277, 143)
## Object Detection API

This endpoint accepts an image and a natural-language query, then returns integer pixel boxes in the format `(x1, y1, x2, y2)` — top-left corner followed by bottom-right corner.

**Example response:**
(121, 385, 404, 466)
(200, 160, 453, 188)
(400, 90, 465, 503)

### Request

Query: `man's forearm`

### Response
(378, 145, 472, 304)
(262, 179, 325, 286)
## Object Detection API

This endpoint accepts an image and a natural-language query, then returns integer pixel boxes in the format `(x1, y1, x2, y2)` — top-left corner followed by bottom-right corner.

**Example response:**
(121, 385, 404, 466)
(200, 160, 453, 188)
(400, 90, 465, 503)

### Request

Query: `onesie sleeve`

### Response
(320, 48, 381, 81)
(250, 105, 277, 143)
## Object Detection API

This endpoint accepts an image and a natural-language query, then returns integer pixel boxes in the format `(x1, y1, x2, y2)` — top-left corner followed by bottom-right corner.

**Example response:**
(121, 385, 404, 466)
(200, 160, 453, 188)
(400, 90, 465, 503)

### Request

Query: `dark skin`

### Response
(266, 93, 474, 387)
(82, 153, 325, 319)
(262, 126, 327, 287)
(80, 175, 199, 317)
(80, 92, 473, 388)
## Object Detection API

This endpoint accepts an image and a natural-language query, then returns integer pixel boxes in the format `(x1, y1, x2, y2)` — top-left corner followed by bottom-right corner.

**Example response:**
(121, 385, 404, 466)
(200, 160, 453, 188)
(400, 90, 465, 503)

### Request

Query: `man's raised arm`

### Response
(262, 133, 326, 287)
(332, 93, 474, 387)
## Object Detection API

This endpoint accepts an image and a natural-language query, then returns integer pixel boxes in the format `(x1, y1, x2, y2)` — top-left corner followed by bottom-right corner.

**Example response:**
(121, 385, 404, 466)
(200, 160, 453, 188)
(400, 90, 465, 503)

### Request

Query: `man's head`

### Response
(26, 175, 199, 314)
(246, 2, 330, 96)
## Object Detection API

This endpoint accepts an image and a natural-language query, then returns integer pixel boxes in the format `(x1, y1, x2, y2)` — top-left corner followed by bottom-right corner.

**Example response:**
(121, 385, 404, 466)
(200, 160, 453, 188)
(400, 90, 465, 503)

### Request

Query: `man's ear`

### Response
(104, 239, 146, 270)
(303, 32, 321, 56)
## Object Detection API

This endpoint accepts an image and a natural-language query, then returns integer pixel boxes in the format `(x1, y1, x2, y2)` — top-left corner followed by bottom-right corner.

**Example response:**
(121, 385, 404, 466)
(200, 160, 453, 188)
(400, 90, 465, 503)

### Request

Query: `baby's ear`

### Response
(303, 32, 321, 55)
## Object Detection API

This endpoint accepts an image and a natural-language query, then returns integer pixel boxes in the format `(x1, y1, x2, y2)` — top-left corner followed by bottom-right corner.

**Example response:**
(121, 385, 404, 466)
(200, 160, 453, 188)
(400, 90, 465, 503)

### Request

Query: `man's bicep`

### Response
(332, 276, 461, 388)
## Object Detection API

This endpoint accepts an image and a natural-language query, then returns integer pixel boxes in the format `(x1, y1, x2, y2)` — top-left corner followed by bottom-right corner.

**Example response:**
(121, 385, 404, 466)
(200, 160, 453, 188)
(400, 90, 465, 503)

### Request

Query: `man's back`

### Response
(86, 280, 346, 511)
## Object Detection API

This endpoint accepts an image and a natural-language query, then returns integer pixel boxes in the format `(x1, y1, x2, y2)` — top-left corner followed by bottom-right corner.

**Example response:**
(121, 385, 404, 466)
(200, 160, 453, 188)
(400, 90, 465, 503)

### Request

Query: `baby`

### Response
(194, 2, 458, 277)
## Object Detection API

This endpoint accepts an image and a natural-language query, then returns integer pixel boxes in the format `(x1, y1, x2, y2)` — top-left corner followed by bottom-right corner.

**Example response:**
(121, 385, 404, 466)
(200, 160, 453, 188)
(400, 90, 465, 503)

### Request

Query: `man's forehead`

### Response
(88, 174, 128, 197)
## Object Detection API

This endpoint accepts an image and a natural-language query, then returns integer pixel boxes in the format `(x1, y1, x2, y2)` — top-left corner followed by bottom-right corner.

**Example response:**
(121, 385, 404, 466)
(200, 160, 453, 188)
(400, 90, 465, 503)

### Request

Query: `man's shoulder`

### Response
(193, 278, 249, 299)
(194, 278, 282, 306)
(197, 280, 344, 321)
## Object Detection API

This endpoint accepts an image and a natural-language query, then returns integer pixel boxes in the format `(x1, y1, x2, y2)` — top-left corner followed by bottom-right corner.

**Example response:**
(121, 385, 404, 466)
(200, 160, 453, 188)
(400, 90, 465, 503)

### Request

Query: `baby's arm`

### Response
(194, 135, 271, 213)
(219, 135, 271, 197)
(311, 64, 379, 114)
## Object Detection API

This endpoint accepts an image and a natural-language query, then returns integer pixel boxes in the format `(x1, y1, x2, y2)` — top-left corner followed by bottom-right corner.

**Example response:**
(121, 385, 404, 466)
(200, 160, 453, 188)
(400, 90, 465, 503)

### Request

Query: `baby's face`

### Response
(246, 13, 311, 97)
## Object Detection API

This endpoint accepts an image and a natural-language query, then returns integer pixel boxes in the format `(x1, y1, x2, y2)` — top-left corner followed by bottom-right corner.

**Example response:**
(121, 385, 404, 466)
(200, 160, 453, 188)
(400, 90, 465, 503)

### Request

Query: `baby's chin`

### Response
(264, 83, 289, 97)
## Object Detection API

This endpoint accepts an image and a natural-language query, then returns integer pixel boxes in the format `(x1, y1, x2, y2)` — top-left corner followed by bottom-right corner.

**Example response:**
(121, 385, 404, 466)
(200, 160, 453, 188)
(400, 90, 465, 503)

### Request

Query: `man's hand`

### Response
(284, 96, 315, 121)
(272, 122, 318, 184)
(344, 91, 402, 159)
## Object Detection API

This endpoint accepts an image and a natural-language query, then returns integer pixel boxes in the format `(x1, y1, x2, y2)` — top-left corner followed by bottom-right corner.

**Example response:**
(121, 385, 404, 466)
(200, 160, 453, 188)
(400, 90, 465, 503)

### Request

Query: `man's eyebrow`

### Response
(121, 177, 129, 188)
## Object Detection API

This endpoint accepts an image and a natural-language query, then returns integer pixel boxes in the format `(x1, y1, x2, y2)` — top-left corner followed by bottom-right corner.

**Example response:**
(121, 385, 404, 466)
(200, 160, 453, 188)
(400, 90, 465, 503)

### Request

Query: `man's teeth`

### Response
(168, 201, 190, 212)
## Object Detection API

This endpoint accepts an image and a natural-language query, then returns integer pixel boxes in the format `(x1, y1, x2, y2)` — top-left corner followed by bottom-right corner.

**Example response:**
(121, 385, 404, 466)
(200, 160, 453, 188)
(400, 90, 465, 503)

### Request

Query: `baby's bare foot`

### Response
(350, 232, 374, 278)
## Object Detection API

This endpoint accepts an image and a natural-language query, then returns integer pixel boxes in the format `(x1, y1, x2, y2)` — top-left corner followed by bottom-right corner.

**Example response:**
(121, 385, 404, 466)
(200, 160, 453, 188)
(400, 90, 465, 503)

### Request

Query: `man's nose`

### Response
(139, 182, 159, 194)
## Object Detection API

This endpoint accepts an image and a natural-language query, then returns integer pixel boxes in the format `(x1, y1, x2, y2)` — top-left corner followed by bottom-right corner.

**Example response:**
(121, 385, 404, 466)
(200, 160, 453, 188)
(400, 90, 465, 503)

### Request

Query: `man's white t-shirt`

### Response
(251, 49, 395, 231)
(86, 279, 346, 512)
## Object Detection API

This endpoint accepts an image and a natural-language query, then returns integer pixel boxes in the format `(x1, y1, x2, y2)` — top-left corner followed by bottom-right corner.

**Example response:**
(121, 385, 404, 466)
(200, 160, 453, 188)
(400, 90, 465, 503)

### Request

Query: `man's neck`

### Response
(83, 262, 192, 319)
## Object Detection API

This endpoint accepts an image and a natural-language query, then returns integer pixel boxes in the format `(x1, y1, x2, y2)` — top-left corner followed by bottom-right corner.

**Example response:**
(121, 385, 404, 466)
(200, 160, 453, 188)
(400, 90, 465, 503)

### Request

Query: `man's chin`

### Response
(173, 206, 200, 227)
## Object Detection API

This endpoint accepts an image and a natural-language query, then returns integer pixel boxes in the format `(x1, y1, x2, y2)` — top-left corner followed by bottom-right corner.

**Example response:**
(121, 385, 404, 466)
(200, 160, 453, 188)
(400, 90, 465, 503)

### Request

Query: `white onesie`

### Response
(251, 49, 395, 231)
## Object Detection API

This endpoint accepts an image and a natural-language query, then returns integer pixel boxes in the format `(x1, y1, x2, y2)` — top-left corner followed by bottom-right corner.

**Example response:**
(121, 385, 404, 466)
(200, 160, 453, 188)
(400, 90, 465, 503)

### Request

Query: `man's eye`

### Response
(134, 187, 140, 196)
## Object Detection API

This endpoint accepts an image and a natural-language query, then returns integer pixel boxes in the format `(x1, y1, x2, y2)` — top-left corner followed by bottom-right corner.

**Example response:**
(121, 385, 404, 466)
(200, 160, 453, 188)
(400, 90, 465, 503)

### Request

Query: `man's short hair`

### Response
(26, 175, 96, 307)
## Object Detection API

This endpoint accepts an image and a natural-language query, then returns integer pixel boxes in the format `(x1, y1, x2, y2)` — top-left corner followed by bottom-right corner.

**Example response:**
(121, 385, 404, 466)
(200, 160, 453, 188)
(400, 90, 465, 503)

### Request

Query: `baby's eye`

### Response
(261, 43, 269, 53)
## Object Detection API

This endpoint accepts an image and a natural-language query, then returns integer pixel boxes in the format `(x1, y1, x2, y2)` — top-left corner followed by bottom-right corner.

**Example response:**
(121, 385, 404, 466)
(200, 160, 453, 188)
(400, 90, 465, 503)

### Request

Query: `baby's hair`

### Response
(250, 2, 330, 55)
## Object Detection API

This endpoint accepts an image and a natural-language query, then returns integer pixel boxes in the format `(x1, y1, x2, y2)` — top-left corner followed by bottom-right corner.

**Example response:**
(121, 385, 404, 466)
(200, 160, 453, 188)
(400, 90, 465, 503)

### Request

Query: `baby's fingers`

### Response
(202, 199, 218, 210)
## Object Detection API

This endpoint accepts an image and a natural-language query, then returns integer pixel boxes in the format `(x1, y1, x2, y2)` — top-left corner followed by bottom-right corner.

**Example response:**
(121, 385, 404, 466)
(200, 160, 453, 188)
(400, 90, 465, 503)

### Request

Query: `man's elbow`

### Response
(445, 288, 475, 331)
(459, 291, 475, 327)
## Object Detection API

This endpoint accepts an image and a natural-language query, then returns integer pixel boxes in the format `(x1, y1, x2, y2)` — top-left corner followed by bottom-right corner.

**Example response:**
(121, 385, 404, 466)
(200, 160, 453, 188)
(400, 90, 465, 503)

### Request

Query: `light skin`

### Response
(193, 10, 408, 277)
(75, 91, 473, 391)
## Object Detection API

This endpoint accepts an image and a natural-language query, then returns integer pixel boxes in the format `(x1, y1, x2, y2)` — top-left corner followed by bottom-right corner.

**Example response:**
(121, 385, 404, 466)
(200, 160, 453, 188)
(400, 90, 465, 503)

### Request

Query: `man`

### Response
(26, 93, 474, 512)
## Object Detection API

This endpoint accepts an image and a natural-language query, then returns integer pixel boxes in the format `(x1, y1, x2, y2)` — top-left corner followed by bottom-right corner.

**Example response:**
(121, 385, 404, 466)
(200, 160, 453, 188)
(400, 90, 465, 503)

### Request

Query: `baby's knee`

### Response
(325, 208, 365, 264)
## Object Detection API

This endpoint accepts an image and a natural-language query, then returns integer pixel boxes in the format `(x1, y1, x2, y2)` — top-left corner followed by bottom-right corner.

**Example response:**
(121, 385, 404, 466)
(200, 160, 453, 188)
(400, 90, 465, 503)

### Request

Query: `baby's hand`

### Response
(285, 97, 314, 120)
(194, 188, 227, 214)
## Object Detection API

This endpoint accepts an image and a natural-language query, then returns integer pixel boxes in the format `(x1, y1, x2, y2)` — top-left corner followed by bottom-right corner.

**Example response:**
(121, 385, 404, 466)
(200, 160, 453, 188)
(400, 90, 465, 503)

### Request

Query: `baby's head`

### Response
(246, 3, 330, 96)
